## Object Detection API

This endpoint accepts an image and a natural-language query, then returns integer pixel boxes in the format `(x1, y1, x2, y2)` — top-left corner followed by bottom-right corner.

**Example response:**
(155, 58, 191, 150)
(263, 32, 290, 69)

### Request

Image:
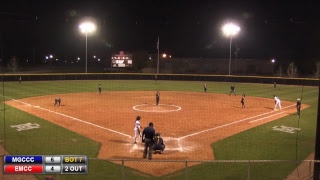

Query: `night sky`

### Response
(0, 0, 319, 69)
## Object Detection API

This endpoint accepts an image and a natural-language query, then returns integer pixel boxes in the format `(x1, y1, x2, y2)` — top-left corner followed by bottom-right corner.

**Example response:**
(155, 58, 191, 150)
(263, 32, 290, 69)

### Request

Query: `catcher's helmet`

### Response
(136, 116, 141, 120)
(155, 133, 160, 136)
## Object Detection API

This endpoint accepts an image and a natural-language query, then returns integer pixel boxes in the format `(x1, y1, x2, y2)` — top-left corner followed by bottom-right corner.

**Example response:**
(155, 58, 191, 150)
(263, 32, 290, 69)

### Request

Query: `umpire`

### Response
(296, 98, 301, 116)
(142, 122, 155, 160)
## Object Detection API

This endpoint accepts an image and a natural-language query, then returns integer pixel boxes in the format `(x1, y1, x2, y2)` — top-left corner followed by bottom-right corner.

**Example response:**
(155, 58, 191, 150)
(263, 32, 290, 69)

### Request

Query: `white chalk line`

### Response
(132, 104, 182, 113)
(3, 95, 317, 153)
(249, 112, 284, 123)
(130, 137, 185, 153)
(178, 103, 297, 140)
(5, 96, 132, 138)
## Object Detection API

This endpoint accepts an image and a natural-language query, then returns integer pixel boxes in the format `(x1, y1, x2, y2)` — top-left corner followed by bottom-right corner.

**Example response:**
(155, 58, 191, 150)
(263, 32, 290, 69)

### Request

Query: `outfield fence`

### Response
(1, 159, 317, 180)
(1, 73, 319, 86)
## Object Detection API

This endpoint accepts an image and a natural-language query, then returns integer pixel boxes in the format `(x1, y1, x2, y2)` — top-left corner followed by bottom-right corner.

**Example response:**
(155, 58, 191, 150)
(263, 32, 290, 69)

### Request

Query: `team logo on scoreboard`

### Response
(11, 123, 40, 131)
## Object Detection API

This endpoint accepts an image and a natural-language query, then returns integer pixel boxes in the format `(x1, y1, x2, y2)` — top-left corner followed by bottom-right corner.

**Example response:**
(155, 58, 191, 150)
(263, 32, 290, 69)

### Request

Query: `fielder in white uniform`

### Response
(274, 95, 281, 110)
(133, 116, 142, 144)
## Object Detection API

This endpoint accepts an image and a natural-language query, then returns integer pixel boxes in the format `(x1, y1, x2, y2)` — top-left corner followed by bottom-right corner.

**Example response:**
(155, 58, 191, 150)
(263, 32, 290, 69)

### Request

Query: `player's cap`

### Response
(155, 133, 160, 136)
(149, 122, 154, 127)
(136, 116, 141, 120)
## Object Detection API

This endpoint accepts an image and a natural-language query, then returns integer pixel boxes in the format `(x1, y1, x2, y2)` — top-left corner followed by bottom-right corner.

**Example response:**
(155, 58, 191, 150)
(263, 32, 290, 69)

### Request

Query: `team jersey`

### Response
(134, 120, 140, 130)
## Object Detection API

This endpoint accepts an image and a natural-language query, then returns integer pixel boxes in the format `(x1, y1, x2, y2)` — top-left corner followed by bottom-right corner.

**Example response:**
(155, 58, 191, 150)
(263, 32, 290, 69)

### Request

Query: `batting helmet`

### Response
(136, 116, 141, 120)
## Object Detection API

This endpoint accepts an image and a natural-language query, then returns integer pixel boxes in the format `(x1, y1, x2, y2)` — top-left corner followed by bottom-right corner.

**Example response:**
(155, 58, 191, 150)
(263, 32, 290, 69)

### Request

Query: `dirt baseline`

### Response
(6, 91, 304, 176)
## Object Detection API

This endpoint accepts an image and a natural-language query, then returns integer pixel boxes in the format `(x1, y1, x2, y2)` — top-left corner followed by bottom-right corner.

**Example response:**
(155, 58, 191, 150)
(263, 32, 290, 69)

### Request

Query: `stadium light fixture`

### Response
(222, 23, 240, 75)
(79, 21, 96, 73)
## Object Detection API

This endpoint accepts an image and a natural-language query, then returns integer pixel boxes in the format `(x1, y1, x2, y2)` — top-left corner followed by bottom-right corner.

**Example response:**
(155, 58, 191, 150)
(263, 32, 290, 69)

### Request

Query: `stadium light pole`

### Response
(222, 23, 240, 75)
(271, 59, 276, 75)
(79, 21, 96, 74)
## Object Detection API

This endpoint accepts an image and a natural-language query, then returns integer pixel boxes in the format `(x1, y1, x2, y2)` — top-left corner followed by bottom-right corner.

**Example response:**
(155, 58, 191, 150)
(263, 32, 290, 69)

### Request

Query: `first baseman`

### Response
(274, 95, 281, 110)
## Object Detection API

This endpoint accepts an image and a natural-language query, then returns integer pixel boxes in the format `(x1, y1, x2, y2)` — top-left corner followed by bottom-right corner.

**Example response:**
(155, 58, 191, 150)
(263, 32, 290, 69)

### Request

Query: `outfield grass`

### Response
(0, 80, 318, 179)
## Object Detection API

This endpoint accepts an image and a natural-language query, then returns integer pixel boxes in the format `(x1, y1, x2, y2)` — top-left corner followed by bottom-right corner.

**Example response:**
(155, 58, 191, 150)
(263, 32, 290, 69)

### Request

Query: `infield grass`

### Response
(0, 80, 318, 179)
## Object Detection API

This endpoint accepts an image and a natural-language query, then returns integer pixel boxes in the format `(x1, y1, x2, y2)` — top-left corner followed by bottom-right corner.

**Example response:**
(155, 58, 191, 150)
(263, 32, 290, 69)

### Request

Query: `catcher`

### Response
(152, 133, 165, 154)
(133, 116, 142, 144)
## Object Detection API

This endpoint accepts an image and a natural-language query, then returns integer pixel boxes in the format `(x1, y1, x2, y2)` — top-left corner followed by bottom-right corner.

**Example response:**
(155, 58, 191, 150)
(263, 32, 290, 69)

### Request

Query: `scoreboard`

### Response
(3, 155, 88, 174)
(111, 51, 132, 68)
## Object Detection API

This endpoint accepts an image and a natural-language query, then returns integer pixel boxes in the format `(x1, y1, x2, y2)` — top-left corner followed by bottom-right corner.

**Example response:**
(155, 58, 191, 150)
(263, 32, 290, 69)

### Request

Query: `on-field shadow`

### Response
(232, 105, 242, 108)
(110, 139, 132, 144)
(264, 107, 274, 110)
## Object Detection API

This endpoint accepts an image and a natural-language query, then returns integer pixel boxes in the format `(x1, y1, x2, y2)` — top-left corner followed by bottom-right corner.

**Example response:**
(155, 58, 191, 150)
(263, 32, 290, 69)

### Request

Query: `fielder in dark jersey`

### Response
(204, 83, 207, 93)
(229, 85, 236, 96)
(54, 98, 61, 106)
(241, 93, 245, 108)
(156, 91, 160, 106)
(153, 133, 165, 154)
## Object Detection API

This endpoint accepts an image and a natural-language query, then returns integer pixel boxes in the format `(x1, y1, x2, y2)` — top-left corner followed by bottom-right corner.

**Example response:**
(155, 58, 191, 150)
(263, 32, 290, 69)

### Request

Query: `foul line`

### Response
(178, 103, 297, 140)
(3, 96, 132, 138)
(249, 112, 283, 123)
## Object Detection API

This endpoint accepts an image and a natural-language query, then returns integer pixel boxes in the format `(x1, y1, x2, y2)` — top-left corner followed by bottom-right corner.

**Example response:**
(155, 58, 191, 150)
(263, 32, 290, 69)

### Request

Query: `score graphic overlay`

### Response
(3, 155, 88, 174)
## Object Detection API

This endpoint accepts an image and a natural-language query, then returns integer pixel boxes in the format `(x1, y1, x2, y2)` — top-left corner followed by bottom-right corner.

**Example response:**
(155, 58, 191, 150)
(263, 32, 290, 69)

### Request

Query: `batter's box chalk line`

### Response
(132, 104, 182, 113)
(129, 137, 195, 153)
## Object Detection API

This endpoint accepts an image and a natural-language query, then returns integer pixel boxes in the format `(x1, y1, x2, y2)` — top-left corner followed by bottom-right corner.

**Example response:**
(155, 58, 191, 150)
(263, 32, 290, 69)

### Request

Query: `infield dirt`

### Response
(6, 91, 305, 176)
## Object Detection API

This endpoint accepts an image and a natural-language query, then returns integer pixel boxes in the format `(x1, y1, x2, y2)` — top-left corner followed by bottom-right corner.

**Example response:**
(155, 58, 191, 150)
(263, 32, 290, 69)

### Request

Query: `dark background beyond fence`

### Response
(0, 73, 319, 86)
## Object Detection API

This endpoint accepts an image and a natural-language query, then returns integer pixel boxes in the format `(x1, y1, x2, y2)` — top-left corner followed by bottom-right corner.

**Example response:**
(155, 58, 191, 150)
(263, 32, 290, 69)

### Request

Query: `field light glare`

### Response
(79, 21, 96, 73)
(222, 23, 240, 37)
(79, 22, 96, 33)
(222, 22, 240, 75)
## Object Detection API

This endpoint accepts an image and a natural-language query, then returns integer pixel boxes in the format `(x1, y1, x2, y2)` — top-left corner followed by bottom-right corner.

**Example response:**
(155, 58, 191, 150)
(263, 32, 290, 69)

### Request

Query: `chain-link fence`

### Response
(1, 159, 315, 180)
(0, 73, 319, 86)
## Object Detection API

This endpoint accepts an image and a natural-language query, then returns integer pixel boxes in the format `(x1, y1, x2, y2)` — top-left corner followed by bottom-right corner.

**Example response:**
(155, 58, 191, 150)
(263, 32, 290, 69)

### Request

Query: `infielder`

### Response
(156, 91, 160, 106)
(133, 116, 142, 144)
(274, 95, 281, 110)
(241, 93, 245, 108)
(54, 98, 61, 106)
